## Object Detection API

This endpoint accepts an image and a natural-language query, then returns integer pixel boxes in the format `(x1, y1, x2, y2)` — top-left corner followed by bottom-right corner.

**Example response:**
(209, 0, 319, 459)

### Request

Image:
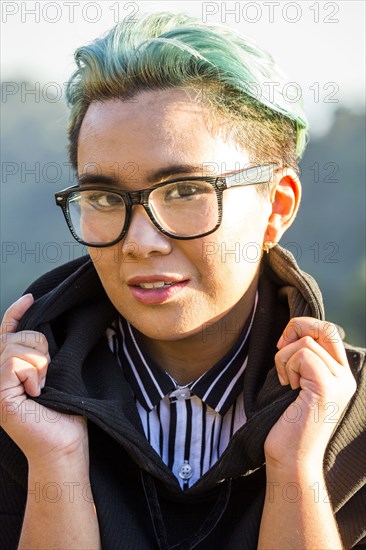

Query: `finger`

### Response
(0, 331, 49, 357)
(277, 317, 348, 366)
(276, 347, 332, 389)
(275, 336, 342, 385)
(0, 294, 34, 336)
(0, 357, 42, 398)
(285, 347, 334, 390)
(0, 344, 49, 378)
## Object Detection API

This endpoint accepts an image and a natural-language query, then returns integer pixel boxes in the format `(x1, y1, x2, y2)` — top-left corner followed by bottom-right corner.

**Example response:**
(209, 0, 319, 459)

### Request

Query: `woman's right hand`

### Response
(0, 294, 88, 466)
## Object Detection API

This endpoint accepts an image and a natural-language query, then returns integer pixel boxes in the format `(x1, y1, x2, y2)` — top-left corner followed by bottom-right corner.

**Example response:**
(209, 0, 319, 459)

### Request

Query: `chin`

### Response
(129, 315, 208, 342)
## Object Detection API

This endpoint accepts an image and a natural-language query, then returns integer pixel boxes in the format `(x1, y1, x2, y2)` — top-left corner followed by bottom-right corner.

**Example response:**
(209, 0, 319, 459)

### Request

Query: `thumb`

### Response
(1, 294, 34, 335)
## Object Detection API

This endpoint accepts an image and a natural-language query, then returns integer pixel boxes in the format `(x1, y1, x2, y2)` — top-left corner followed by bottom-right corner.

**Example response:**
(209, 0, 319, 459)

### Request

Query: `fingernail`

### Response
(277, 335, 284, 349)
(40, 378, 46, 389)
(278, 374, 286, 385)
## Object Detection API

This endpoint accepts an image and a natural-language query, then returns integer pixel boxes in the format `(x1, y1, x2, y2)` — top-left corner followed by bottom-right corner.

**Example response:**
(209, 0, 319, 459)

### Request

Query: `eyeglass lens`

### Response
(67, 180, 220, 245)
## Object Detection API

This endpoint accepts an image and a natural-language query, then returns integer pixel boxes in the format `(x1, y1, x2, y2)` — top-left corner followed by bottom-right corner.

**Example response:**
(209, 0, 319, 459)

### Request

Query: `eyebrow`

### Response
(77, 164, 207, 186)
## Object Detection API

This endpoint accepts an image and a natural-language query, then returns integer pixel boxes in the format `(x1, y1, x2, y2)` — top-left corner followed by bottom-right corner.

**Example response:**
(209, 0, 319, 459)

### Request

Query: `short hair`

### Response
(66, 12, 308, 181)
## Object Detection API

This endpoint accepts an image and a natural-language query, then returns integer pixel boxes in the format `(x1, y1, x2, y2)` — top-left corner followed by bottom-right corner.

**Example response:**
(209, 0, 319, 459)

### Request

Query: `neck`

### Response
(135, 287, 257, 385)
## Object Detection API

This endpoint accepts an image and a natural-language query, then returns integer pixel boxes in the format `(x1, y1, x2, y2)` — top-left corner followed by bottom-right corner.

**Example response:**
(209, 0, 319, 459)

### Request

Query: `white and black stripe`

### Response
(107, 294, 257, 490)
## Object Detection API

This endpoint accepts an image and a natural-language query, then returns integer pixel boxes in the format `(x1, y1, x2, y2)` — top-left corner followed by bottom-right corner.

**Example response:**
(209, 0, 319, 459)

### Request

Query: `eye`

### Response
(83, 191, 123, 210)
(164, 182, 209, 201)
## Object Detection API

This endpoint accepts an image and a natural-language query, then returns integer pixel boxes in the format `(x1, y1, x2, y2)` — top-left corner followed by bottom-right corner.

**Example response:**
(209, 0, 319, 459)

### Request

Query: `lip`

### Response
(127, 275, 187, 286)
(127, 275, 189, 305)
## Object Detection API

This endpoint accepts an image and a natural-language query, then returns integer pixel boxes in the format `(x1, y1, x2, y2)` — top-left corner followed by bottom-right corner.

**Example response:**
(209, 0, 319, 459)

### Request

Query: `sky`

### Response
(1, 0, 365, 135)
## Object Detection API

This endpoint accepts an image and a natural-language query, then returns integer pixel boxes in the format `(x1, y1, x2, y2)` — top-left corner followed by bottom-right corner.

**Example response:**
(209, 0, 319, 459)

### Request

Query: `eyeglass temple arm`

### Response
(225, 164, 277, 188)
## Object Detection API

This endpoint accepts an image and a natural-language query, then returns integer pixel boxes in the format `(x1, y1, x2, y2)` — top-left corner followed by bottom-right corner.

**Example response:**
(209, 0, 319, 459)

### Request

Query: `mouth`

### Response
(127, 277, 189, 305)
(133, 281, 176, 289)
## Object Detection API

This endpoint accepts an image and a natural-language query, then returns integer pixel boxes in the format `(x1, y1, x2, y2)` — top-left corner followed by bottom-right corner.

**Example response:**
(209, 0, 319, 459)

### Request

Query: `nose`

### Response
(121, 205, 172, 259)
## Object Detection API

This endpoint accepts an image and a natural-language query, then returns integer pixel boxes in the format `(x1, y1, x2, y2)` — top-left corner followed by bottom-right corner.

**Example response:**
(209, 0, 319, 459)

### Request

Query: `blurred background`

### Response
(1, 1, 365, 346)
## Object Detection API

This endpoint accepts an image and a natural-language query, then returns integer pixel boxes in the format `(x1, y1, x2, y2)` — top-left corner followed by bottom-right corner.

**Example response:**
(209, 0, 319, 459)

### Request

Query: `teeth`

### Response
(138, 281, 172, 289)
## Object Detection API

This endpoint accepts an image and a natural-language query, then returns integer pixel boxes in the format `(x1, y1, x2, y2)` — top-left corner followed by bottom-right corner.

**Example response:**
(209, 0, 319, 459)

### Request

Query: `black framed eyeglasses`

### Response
(55, 164, 277, 247)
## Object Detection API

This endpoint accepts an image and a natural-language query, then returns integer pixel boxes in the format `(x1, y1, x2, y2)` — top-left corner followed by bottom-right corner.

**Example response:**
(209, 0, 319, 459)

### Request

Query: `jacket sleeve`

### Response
(0, 456, 27, 549)
(334, 346, 366, 549)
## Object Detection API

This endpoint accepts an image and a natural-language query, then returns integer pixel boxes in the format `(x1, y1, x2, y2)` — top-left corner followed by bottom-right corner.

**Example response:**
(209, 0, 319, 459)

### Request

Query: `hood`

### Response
(16, 245, 326, 494)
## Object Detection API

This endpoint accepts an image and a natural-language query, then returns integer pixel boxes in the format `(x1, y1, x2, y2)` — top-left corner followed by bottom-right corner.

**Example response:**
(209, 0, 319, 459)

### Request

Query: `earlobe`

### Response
(265, 168, 302, 245)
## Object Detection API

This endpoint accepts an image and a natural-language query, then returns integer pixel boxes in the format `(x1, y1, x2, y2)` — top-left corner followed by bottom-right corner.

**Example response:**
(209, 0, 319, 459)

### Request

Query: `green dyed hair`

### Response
(66, 12, 308, 174)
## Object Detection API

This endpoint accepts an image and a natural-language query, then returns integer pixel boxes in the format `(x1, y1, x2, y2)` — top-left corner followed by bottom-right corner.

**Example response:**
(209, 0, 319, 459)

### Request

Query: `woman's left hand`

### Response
(264, 317, 357, 470)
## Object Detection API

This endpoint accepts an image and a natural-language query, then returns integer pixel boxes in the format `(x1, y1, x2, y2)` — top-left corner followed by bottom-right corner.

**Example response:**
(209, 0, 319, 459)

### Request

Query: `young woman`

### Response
(1, 12, 364, 549)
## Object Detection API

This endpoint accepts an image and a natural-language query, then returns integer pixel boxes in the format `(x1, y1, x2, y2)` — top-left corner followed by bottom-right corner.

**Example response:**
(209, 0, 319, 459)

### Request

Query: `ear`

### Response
(264, 167, 302, 244)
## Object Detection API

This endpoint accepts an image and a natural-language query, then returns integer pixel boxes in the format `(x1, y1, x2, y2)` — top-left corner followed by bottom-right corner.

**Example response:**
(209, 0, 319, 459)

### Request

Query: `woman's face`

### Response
(77, 89, 273, 341)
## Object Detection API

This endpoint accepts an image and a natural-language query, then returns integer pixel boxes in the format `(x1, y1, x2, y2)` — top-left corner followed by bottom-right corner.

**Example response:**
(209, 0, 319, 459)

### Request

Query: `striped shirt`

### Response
(107, 295, 257, 490)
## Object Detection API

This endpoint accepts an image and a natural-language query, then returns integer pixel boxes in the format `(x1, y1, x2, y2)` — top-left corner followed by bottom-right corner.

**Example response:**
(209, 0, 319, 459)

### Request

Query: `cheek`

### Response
(196, 236, 262, 303)
(206, 191, 270, 267)
(200, 240, 261, 293)
(88, 247, 122, 292)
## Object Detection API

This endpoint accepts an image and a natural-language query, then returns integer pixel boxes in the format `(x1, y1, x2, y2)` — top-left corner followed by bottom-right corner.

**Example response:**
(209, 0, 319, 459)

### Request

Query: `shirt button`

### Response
(179, 461, 193, 480)
(170, 387, 191, 400)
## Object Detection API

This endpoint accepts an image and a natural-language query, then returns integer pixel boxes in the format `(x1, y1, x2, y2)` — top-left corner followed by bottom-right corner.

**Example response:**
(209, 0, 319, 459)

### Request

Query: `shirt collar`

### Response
(110, 293, 257, 416)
